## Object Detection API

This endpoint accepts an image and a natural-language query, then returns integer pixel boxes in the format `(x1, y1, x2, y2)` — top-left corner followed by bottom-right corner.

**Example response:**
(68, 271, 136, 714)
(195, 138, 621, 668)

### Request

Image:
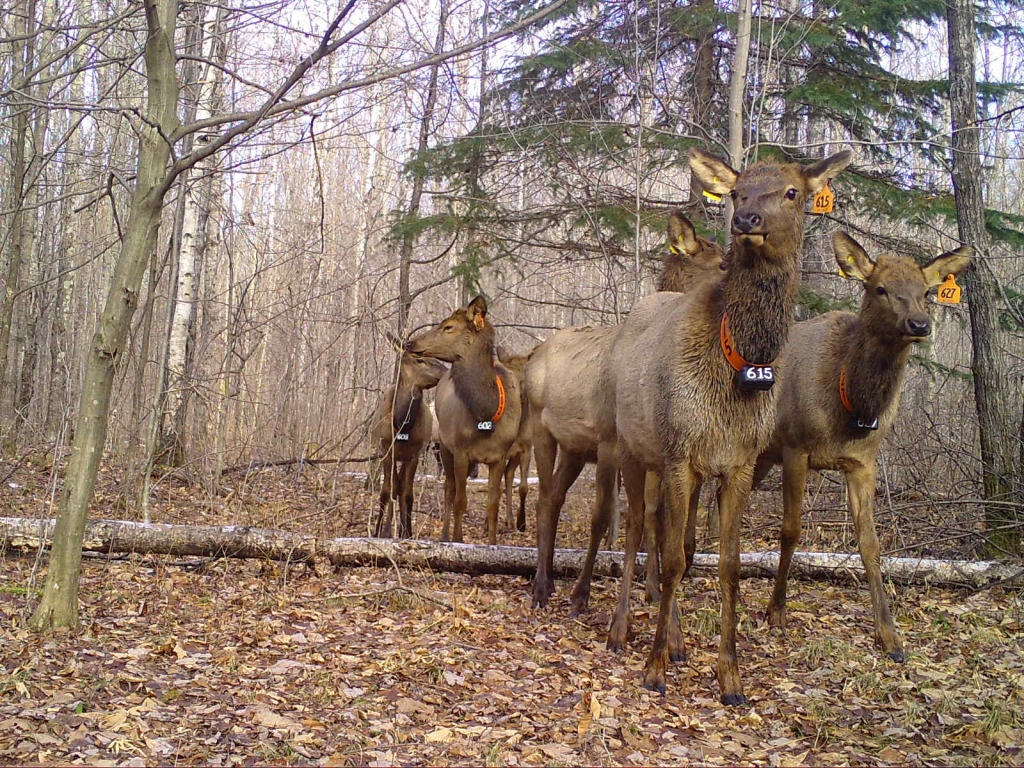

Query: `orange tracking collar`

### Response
(719, 314, 749, 372)
(492, 372, 506, 422)
(838, 368, 854, 413)
(720, 314, 776, 391)
(839, 367, 879, 431)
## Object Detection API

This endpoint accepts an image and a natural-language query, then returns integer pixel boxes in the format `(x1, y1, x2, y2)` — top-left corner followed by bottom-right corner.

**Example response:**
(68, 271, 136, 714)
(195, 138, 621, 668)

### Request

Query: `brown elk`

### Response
(753, 233, 971, 661)
(370, 352, 449, 537)
(497, 350, 532, 534)
(602, 147, 852, 705)
(406, 296, 523, 544)
(528, 211, 723, 612)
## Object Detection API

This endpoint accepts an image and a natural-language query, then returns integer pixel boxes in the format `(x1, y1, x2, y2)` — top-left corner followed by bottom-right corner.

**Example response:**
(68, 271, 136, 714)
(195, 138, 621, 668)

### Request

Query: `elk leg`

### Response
(643, 471, 661, 603)
(516, 450, 530, 532)
(532, 426, 558, 608)
(485, 459, 504, 544)
(714, 463, 755, 706)
(503, 458, 517, 533)
(440, 446, 456, 541)
(683, 475, 703, 575)
(398, 455, 419, 539)
(642, 459, 698, 693)
(452, 453, 471, 543)
(374, 452, 395, 537)
(845, 461, 903, 662)
(607, 452, 646, 653)
(569, 441, 616, 616)
(768, 447, 808, 630)
(605, 472, 622, 549)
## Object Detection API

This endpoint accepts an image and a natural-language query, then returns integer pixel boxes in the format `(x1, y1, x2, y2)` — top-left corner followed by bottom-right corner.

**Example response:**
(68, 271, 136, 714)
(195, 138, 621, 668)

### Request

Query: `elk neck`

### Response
(451, 341, 505, 422)
(834, 314, 912, 422)
(391, 380, 423, 435)
(720, 239, 801, 365)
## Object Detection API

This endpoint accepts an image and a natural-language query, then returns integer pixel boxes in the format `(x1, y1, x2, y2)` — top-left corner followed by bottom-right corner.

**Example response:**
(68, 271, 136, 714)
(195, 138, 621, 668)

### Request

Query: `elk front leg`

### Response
(643, 470, 661, 603)
(845, 460, 903, 662)
(642, 459, 698, 693)
(715, 463, 755, 706)
(534, 439, 585, 608)
(485, 459, 504, 544)
(374, 452, 395, 537)
(397, 456, 419, 539)
(532, 426, 558, 608)
(503, 457, 517, 533)
(569, 441, 617, 616)
(768, 447, 808, 630)
(440, 446, 456, 541)
(607, 452, 646, 653)
(516, 450, 530, 532)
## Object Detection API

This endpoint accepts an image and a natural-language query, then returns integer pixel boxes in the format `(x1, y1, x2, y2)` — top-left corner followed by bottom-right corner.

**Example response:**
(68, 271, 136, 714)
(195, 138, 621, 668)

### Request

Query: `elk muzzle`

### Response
(903, 315, 931, 340)
(732, 209, 766, 246)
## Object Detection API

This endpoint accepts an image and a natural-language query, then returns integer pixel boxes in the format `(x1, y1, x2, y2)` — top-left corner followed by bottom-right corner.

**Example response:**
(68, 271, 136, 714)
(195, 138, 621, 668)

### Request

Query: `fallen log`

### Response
(1, 517, 1021, 588)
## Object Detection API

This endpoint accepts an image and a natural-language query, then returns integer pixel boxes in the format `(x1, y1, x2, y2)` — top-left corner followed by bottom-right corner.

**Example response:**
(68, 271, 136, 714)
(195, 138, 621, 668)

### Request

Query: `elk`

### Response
(528, 211, 723, 612)
(753, 233, 971, 661)
(497, 350, 532, 534)
(406, 296, 523, 544)
(370, 352, 448, 538)
(602, 147, 852, 705)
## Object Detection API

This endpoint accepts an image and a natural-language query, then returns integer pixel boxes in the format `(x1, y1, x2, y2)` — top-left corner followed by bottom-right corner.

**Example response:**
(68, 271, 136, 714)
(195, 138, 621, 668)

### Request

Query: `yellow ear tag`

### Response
(937, 274, 962, 304)
(812, 182, 835, 214)
(702, 176, 723, 202)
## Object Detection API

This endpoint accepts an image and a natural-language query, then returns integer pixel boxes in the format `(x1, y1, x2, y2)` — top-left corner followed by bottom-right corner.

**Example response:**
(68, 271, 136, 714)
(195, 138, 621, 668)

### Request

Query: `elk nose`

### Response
(732, 210, 763, 234)
(906, 317, 930, 337)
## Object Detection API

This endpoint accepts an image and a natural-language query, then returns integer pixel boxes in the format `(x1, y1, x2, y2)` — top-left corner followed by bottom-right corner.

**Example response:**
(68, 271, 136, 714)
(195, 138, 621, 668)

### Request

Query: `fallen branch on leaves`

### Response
(1, 517, 1021, 588)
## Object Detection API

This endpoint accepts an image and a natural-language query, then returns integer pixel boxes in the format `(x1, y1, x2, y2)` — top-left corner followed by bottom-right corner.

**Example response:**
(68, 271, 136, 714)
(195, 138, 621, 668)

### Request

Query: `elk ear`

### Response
(468, 295, 488, 331)
(832, 232, 875, 281)
(805, 150, 853, 195)
(921, 245, 973, 288)
(667, 210, 700, 256)
(687, 148, 739, 195)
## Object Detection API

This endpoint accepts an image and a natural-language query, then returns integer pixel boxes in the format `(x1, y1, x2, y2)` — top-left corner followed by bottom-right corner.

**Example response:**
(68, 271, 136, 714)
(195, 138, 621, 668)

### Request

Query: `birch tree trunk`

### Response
(946, 0, 1020, 554)
(724, 0, 751, 229)
(29, 0, 182, 631)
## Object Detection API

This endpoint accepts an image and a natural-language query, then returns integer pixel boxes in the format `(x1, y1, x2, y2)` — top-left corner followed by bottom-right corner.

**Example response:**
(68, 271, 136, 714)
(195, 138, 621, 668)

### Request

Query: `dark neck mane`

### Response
(721, 242, 801, 365)
(839, 318, 912, 420)
(391, 385, 422, 435)
(451, 344, 502, 422)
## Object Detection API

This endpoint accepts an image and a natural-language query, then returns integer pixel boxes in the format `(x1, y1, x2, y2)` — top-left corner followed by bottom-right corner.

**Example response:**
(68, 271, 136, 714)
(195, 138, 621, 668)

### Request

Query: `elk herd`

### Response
(369, 147, 973, 705)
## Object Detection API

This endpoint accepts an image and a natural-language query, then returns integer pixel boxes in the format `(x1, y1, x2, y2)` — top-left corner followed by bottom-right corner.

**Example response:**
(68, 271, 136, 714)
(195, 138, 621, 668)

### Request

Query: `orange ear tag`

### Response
(472, 314, 486, 330)
(937, 274, 962, 304)
(812, 183, 834, 214)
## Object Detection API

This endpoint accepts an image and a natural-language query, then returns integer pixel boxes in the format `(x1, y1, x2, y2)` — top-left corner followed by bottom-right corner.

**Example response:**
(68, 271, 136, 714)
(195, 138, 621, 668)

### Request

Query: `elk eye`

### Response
(785, 188, 798, 200)
(443, 325, 454, 332)
(876, 286, 887, 296)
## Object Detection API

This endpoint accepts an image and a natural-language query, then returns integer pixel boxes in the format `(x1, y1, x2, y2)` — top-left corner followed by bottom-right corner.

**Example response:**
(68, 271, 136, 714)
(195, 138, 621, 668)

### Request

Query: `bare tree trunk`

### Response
(688, 0, 718, 206)
(29, 0, 182, 631)
(946, 0, 1020, 555)
(724, 0, 751, 227)
(397, 0, 449, 335)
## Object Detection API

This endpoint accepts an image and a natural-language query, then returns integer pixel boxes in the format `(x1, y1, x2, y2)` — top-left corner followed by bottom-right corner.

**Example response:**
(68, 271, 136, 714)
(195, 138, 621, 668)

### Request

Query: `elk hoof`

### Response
(568, 591, 589, 617)
(887, 650, 906, 664)
(721, 692, 748, 707)
(645, 585, 661, 604)
(767, 606, 787, 629)
(641, 677, 667, 696)
(606, 622, 628, 653)
(669, 649, 686, 663)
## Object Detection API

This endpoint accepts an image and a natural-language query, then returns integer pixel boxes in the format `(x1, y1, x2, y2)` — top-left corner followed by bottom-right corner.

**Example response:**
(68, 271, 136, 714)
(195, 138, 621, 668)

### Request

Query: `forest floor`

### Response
(0, 459, 1022, 766)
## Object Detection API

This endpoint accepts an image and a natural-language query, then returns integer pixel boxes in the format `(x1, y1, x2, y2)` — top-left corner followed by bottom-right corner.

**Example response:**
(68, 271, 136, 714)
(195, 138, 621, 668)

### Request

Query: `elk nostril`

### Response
(748, 213, 761, 227)
(907, 318, 930, 336)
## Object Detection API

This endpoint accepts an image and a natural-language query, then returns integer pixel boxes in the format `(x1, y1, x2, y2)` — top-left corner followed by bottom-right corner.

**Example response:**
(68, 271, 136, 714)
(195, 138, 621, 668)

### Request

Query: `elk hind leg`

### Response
(768, 448, 808, 631)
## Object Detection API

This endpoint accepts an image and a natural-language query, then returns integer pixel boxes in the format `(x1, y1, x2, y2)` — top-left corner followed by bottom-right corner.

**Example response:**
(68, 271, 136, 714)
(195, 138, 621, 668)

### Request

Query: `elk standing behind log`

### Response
(406, 296, 522, 544)
(497, 349, 532, 534)
(753, 233, 972, 661)
(527, 211, 723, 612)
(370, 352, 448, 538)
(602, 148, 852, 705)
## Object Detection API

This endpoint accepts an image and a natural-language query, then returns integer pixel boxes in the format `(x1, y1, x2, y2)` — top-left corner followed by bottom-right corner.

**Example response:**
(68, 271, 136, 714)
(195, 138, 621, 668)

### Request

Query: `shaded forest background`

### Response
(0, 0, 1022, 554)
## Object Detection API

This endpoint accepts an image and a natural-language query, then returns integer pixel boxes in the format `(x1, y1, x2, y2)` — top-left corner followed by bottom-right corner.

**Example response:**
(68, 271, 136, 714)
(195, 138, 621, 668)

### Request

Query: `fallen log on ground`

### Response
(1, 517, 1021, 588)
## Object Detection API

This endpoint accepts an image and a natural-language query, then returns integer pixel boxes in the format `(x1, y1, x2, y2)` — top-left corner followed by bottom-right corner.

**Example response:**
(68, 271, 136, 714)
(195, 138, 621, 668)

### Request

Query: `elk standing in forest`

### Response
(753, 233, 971, 661)
(602, 148, 852, 705)
(406, 296, 523, 544)
(528, 211, 723, 613)
(370, 352, 449, 538)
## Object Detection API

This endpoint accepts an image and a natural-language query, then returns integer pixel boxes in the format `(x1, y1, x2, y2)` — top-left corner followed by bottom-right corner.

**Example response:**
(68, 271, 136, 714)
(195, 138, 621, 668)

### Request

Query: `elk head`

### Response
(833, 232, 973, 342)
(688, 148, 853, 265)
(406, 295, 496, 363)
(398, 352, 448, 394)
(667, 209, 726, 272)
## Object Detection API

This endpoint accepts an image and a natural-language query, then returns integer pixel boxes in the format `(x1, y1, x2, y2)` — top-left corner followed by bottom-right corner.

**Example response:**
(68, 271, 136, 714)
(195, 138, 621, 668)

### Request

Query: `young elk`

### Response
(370, 352, 448, 537)
(497, 350, 532, 534)
(602, 147, 852, 705)
(528, 211, 723, 612)
(753, 233, 971, 661)
(406, 296, 523, 544)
